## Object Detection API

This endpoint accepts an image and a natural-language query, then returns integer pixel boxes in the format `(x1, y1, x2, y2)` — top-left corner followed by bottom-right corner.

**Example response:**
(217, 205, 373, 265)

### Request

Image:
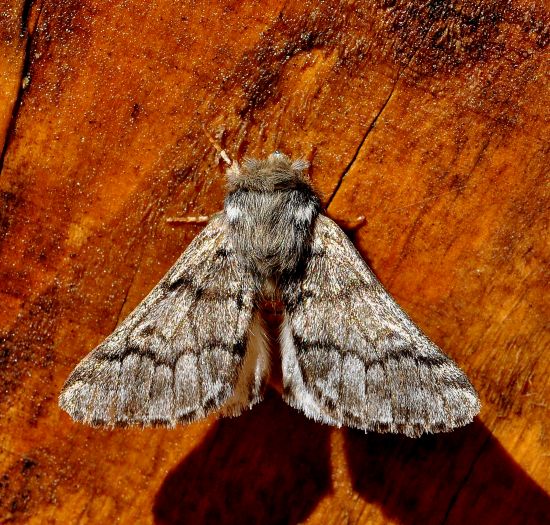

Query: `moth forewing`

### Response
(279, 215, 480, 437)
(59, 215, 263, 427)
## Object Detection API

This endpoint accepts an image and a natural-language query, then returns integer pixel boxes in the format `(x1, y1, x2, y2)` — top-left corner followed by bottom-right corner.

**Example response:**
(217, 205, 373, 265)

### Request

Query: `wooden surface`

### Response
(1, 1, 549, 523)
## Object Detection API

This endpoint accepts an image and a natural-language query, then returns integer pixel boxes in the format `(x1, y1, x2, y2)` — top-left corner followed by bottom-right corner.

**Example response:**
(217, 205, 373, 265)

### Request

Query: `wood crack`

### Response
(0, 0, 43, 176)
(325, 78, 398, 209)
(114, 204, 156, 327)
(440, 435, 492, 525)
(324, 11, 450, 211)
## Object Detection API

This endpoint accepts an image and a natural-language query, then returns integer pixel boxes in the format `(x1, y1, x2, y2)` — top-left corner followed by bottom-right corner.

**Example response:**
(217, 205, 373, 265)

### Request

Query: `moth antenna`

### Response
(203, 125, 232, 166)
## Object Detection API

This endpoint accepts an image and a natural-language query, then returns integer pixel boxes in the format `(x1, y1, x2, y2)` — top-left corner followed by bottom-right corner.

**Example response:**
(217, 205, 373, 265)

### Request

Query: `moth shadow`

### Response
(345, 419, 550, 525)
(154, 398, 549, 525)
(153, 389, 332, 525)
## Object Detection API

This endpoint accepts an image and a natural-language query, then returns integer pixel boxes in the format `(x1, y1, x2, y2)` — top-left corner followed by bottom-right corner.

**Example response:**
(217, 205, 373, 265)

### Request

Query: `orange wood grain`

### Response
(0, 1, 548, 523)
(0, 1, 27, 152)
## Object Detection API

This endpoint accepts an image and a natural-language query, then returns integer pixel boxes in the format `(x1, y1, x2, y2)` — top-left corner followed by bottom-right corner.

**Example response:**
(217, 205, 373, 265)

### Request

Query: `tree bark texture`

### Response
(0, 1, 548, 524)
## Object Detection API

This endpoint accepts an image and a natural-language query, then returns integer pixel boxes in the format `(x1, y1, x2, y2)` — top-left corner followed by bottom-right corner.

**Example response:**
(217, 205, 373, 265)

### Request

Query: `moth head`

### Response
(226, 151, 311, 192)
(268, 151, 310, 172)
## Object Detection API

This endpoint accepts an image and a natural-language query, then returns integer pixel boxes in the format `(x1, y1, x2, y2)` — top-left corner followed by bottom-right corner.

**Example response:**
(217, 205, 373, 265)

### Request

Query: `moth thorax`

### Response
(225, 187, 320, 278)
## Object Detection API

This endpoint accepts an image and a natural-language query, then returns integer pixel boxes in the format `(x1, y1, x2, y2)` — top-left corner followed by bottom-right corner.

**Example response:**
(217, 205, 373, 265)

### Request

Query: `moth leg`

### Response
(166, 214, 211, 224)
(325, 212, 366, 232)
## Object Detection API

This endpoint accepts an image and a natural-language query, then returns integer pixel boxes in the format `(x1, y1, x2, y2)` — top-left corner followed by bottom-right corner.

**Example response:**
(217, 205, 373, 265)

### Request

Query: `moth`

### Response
(59, 152, 480, 437)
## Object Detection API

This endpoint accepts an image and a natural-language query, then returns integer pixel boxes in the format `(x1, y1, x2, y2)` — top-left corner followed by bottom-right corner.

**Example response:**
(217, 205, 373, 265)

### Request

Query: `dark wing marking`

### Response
(280, 214, 480, 437)
(59, 214, 267, 427)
